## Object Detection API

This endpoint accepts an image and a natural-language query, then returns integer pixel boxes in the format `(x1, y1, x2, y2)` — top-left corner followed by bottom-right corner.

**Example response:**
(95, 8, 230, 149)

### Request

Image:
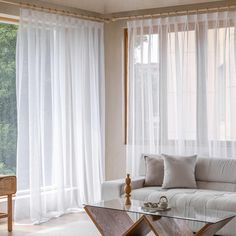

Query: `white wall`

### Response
(104, 20, 127, 180)
(104, 0, 218, 14)
(40, 0, 222, 14)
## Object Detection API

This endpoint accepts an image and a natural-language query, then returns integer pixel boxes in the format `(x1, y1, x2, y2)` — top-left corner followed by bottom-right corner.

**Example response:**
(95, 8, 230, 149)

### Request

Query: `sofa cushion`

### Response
(197, 181, 236, 192)
(144, 155, 164, 187)
(131, 186, 163, 201)
(147, 189, 236, 213)
(162, 154, 197, 189)
(131, 187, 196, 202)
(131, 187, 236, 212)
(130, 187, 236, 235)
(196, 157, 236, 184)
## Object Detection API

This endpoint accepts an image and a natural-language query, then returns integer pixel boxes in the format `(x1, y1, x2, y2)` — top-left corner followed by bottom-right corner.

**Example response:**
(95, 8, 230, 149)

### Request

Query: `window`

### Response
(0, 22, 18, 174)
(125, 23, 236, 144)
(207, 27, 236, 141)
(167, 30, 197, 140)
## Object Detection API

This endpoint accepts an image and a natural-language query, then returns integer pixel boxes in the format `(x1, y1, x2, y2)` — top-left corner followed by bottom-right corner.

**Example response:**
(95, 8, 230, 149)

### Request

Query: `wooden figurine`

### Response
(124, 174, 131, 205)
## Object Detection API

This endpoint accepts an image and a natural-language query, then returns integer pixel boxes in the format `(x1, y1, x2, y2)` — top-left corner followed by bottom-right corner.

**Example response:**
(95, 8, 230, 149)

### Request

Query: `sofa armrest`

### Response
(101, 176, 145, 201)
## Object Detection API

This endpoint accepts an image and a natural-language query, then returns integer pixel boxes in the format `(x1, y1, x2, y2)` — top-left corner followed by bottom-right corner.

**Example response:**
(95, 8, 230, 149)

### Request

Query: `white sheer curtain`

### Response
(15, 9, 105, 223)
(127, 11, 236, 176)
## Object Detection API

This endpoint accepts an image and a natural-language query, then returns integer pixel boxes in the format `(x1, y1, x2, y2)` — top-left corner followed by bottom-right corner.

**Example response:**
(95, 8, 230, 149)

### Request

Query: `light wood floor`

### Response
(0, 213, 100, 236)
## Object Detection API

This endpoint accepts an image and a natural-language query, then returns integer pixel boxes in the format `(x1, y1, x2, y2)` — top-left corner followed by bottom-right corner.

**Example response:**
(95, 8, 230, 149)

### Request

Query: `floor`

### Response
(0, 213, 100, 236)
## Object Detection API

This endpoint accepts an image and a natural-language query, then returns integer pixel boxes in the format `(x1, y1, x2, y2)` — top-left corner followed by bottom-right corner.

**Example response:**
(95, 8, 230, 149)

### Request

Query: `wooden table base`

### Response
(84, 206, 234, 236)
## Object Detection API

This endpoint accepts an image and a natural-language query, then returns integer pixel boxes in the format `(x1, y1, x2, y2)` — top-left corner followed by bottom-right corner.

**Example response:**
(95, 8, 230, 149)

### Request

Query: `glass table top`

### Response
(85, 198, 236, 224)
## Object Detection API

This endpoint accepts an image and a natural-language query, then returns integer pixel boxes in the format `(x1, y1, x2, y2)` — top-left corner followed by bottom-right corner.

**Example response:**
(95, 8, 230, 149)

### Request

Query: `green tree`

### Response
(0, 23, 18, 175)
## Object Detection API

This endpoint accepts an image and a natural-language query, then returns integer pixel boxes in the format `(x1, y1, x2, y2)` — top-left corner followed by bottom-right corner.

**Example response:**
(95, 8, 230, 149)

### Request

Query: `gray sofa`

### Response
(102, 157, 236, 236)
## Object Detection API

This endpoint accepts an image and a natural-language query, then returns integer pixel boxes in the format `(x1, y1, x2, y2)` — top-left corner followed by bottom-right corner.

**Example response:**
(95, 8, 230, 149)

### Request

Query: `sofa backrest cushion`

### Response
(195, 157, 236, 184)
(196, 181, 236, 192)
(139, 155, 236, 192)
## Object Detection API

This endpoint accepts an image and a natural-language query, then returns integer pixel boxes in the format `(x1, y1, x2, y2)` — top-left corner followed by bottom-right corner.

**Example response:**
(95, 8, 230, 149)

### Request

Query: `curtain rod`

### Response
(110, 5, 236, 22)
(0, 0, 236, 23)
(0, 0, 108, 22)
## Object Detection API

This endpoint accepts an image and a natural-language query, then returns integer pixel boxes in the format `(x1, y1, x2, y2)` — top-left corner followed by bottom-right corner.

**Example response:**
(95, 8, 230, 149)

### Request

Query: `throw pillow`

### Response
(162, 154, 197, 189)
(144, 155, 164, 187)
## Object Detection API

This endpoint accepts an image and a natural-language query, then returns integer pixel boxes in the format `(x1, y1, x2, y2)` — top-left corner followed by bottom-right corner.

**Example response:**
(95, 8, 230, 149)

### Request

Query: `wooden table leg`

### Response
(85, 206, 135, 236)
(145, 215, 194, 236)
(7, 194, 12, 232)
(144, 214, 235, 236)
(123, 215, 194, 236)
(195, 217, 235, 236)
(123, 215, 154, 236)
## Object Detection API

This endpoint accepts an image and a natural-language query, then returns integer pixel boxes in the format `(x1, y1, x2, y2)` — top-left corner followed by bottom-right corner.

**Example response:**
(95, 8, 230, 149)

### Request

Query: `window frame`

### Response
(0, 15, 19, 25)
(124, 28, 128, 145)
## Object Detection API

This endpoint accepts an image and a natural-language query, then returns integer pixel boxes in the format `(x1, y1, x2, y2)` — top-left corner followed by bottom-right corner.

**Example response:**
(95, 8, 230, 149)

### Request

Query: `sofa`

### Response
(102, 156, 236, 236)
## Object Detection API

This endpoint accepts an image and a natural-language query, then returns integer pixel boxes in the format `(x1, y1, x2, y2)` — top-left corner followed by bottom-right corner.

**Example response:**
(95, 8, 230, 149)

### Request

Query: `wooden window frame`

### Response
(124, 28, 128, 145)
(0, 16, 19, 25)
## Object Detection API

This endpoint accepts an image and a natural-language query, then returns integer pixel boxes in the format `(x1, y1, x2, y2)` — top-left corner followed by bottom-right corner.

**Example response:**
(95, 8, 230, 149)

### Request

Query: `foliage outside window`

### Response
(0, 23, 18, 174)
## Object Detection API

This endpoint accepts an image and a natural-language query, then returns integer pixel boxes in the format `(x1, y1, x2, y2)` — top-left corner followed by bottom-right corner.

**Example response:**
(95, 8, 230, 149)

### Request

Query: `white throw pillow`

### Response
(162, 154, 197, 189)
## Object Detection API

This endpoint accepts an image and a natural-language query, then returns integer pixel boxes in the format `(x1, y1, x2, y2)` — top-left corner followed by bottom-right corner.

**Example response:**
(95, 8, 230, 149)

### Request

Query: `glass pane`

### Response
(131, 33, 159, 145)
(167, 30, 197, 140)
(86, 199, 236, 224)
(0, 23, 18, 174)
(134, 34, 159, 64)
(207, 27, 236, 141)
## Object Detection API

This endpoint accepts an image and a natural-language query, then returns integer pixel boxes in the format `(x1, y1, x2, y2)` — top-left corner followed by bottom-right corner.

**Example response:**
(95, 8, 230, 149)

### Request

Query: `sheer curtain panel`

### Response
(15, 9, 105, 223)
(127, 11, 236, 176)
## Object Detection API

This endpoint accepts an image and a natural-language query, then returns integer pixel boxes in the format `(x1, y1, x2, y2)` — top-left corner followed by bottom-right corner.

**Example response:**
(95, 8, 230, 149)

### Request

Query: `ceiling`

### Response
(41, 0, 220, 14)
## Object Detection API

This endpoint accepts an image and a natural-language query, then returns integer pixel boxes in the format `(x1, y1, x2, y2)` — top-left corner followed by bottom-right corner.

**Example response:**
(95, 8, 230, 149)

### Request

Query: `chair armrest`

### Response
(101, 176, 145, 201)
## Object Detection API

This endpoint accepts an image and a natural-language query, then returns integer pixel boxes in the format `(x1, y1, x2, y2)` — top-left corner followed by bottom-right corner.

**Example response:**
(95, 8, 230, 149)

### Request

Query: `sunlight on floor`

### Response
(0, 213, 100, 236)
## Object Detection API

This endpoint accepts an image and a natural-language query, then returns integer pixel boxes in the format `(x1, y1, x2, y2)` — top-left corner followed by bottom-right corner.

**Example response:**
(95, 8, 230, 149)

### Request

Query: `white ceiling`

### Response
(41, 0, 220, 14)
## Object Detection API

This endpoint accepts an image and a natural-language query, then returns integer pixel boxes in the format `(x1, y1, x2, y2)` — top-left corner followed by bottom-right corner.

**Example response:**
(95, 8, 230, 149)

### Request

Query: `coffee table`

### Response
(84, 198, 236, 236)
